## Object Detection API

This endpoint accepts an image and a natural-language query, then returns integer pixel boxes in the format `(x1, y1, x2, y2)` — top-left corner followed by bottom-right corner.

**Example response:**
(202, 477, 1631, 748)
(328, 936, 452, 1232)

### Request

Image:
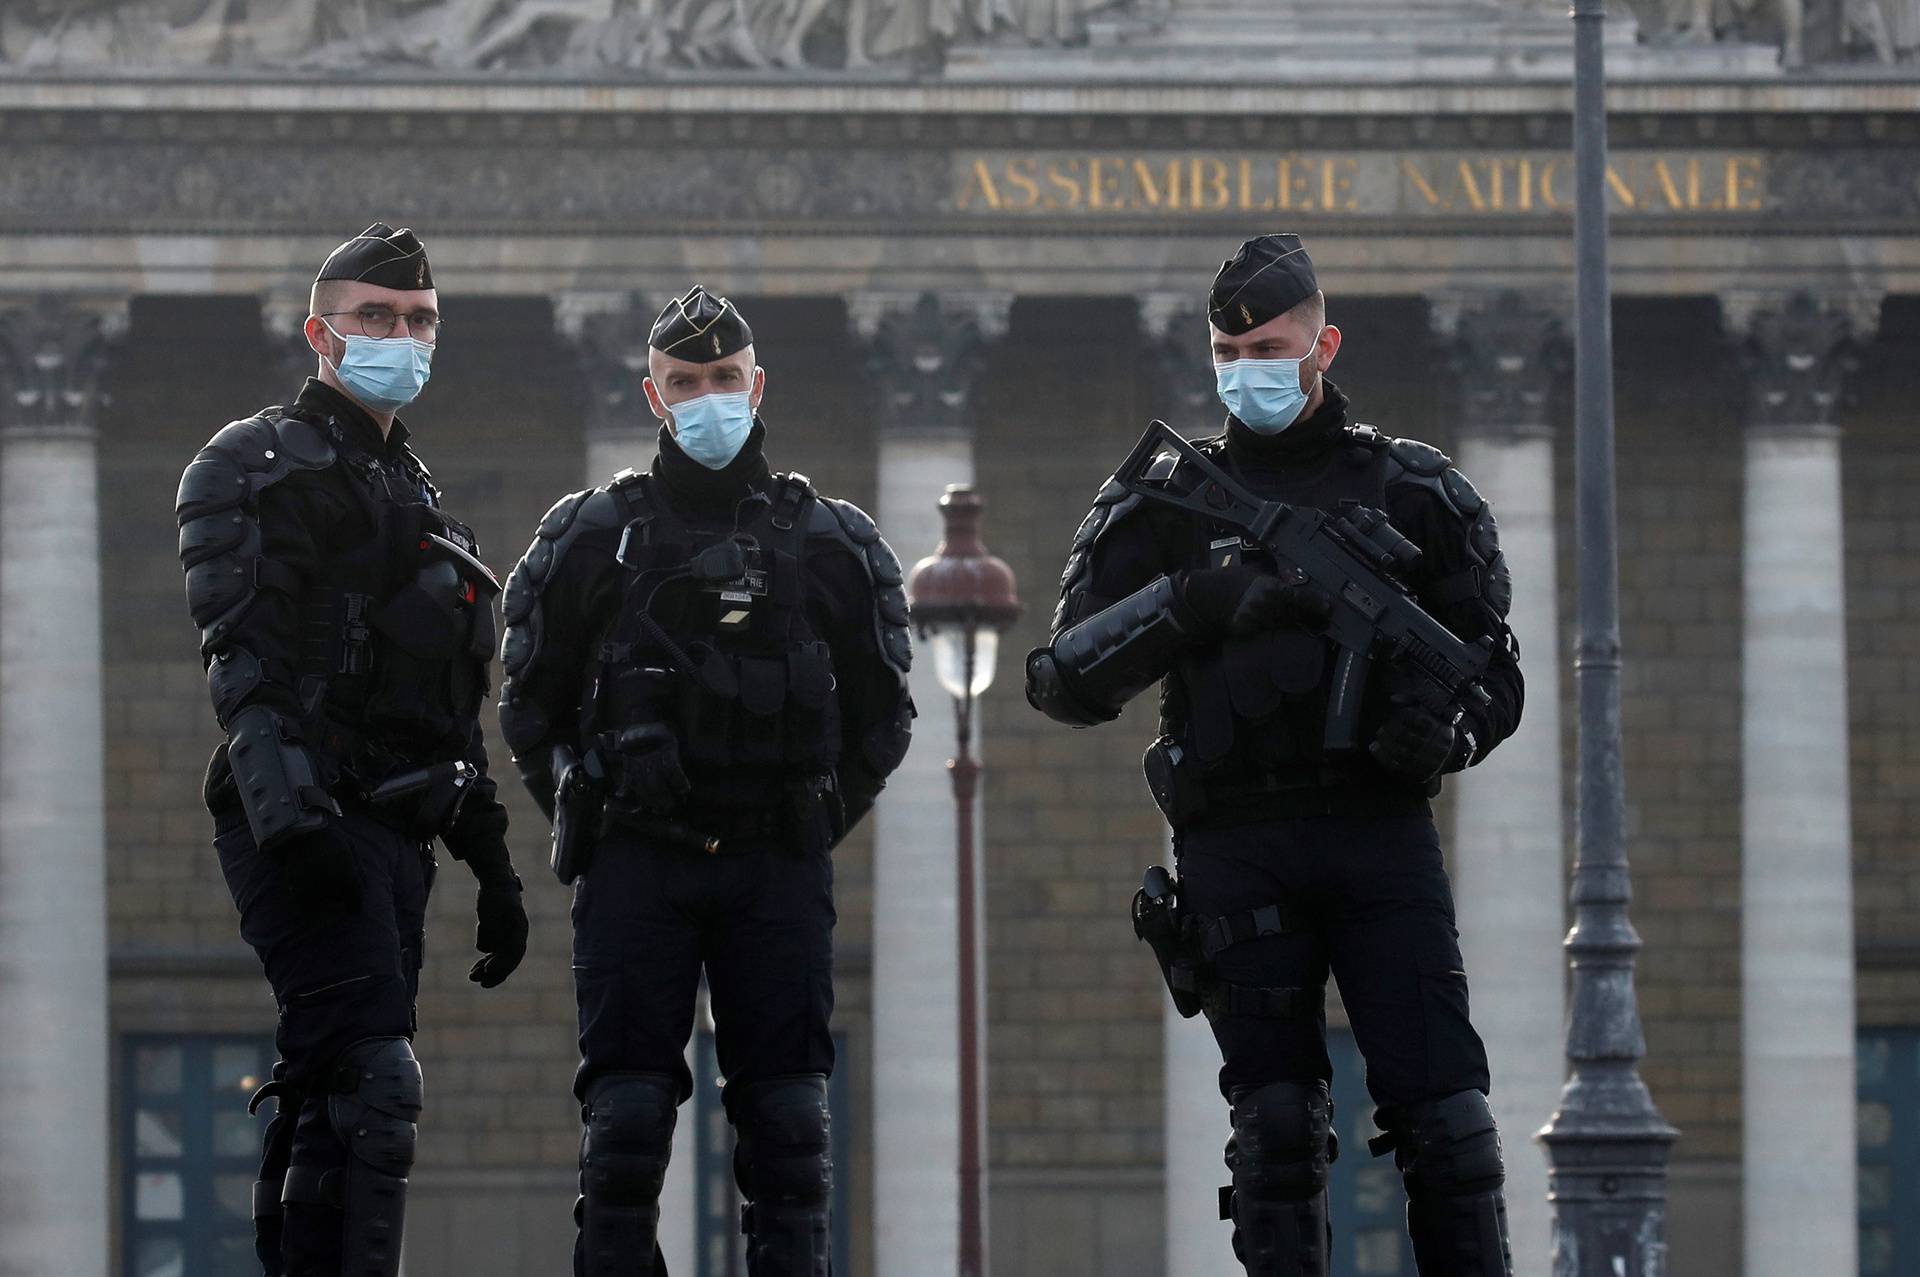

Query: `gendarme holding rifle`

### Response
(1026, 233, 1525, 1277)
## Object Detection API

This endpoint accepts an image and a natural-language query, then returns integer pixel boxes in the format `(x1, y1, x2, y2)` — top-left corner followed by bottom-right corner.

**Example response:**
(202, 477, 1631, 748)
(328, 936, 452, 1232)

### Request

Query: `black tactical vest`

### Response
(1163, 429, 1392, 779)
(296, 422, 500, 778)
(584, 472, 841, 794)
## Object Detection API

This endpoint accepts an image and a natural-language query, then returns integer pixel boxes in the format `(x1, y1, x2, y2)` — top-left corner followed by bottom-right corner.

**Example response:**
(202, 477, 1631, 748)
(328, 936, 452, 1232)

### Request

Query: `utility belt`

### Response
(1131, 864, 1319, 1022)
(201, 732, 476, 843)
(316, 718, 479, 840)
(549, 742, 836, 884)
(600, 799, 794, 856)
(1143, 735, 1430, 829)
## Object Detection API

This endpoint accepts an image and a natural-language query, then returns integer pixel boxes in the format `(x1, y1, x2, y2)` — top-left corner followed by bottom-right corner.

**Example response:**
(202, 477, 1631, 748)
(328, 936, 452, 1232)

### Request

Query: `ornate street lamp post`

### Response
(1537, 0, 1678, 1271)
(905, 484, 1021, 1277)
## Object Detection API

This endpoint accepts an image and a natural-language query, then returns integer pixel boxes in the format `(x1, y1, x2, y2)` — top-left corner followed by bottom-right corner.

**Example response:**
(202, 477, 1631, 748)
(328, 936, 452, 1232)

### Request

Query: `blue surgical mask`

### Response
(322, 320, 433, 414)
(1215, 330, 1322, 434)
(669, 389, 756, 469)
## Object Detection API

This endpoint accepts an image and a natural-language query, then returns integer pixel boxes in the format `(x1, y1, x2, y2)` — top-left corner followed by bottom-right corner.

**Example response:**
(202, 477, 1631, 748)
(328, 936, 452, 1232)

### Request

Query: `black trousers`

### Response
(570, 830, 836, 1276)
(571, 830, 837, 1107)
(214, 805, 433, 1277)
(1176, 812, 1491, 1116)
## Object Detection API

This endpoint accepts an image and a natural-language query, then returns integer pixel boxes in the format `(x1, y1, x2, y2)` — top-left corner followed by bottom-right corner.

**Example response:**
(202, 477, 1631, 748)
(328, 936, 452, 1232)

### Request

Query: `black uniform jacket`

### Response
(195, 378, 511, 865)
(1055, 382, 1524, 792)
(497, 423, 912, 834)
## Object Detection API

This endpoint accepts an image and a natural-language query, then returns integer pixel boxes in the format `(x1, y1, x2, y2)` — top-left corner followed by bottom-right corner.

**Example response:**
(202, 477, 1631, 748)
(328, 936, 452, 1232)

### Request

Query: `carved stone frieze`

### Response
(3, 133, 1919, 237)
(849, 291, 1010, 436)
(0, 0, 1132, 77)
(0, 297, 128, 438)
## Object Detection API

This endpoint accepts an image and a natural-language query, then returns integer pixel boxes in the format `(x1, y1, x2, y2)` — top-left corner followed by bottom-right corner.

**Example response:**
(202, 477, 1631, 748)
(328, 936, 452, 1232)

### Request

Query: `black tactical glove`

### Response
(1368, 696, 1459, 783)
(278, 823, 361, 914)
(606, 724, 692, 811)
(466, 858, 528, 989)
(1179, 565, 1332, 640)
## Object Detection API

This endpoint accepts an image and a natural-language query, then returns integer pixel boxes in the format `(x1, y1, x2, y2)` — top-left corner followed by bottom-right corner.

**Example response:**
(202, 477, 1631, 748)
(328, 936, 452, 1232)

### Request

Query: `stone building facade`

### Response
(0, 3, 1916, 1277)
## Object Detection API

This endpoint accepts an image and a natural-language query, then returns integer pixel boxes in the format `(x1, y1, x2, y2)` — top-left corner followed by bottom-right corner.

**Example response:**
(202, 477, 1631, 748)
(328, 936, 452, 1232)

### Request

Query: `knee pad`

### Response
(733, 1074, 833, 1209)
(327, 1037, 424, 1179)
(293, 1036, 421, 1277)
(1226, 1079, 1332, 1201)
(582, 1072, 680, 1209)
(1395, 1090, 1505, 1200)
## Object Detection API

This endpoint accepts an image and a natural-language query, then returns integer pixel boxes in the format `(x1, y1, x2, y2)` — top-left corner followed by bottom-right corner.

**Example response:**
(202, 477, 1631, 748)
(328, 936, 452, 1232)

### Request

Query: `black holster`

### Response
(551, 745, 606, 886)
(1132, 864, 1205, 1018)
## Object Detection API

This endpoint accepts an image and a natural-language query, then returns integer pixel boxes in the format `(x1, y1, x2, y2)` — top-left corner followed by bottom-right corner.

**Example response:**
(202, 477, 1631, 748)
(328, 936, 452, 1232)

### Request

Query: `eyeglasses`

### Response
(318, 305, 442, 343)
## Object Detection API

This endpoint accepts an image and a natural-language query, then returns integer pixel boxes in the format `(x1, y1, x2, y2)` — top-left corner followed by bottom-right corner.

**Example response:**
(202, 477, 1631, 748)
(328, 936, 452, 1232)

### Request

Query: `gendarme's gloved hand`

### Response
(468, 871, 528, 988)
(279, 822, 361, 914)
(1368, 696, 1459, 783)
(1179, 565, 1332, 640)
(608, 723, 692, 810)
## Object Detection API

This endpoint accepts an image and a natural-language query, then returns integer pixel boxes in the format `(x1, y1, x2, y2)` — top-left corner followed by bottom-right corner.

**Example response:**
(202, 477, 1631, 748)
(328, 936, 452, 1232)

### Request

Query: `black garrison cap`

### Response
(649, 285, 753, 363)
(1208, 234, 1318, 335)
(315, 223, 434, 291)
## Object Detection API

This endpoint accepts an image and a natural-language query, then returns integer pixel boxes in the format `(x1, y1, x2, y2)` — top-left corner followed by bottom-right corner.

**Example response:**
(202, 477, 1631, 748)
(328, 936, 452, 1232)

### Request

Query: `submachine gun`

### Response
(1113, 420, 1493, 753)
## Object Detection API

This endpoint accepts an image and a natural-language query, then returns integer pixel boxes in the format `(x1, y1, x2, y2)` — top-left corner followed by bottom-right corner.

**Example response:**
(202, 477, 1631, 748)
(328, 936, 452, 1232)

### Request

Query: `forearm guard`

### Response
(1026, 574, 1191, 727)
(224, 703, 340, 851)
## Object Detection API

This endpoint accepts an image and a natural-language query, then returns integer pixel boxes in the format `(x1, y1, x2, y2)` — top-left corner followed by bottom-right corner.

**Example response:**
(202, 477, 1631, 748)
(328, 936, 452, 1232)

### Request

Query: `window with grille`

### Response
(121, 1034, 276, 1277)
(1329, 1028, 1418, 1277)
(1858, 1026, 1920, 1277)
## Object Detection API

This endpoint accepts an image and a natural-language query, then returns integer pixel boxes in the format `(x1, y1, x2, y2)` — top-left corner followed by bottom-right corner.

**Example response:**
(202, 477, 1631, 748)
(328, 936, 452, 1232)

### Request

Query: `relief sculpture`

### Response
(0, 0, 1136, 73)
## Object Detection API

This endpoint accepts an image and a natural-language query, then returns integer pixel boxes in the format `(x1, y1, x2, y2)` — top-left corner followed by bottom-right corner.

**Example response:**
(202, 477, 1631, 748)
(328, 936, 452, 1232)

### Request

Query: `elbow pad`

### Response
(224, 704, 340, 851)
(1028, 575, 1190, 726)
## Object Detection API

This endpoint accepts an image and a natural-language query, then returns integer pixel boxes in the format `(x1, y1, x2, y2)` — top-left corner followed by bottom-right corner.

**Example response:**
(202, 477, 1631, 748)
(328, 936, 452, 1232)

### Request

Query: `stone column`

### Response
(1726, 290, 1874, 1277)
(556, 292, 665, 485)
(0, 297, 125, 1277)
(852, 290, 1009, 1277)
(1432, 292, 1570, 1273)
(1139, 291, 1241, 1273)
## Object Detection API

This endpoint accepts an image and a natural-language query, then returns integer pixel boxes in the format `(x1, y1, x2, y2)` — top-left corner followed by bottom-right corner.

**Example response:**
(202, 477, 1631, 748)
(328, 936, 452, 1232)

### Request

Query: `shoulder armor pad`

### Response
(500, 484, 626, 682)
(1143, 451, 1179, 483)
(1386, 436, 1451, 478)
(821, 496, 880, 546)
(176, 410, 338, 653)
(1390, 456, 1512, 620)
(813, 496, 911, 675)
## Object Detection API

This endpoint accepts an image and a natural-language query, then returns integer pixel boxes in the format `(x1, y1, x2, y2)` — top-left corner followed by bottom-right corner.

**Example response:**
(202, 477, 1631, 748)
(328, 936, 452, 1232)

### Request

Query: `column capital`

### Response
(1723, 290, 1882, 435)
(0, 297, 129, 442)
(1137, 292, 1218, 432)
(552, 290, 673, 446)
(260, 287, 320, 387)
(1431, 291, 1569, 442)
(847, 291, 1012, 439)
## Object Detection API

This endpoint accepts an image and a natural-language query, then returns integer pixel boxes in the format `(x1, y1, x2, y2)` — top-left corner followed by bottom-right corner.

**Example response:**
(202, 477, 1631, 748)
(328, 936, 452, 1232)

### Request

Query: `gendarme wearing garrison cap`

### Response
(498, 284, 914, 1276)
(1027, 233, 1525, 1277)
(174, 223, 527, 1276)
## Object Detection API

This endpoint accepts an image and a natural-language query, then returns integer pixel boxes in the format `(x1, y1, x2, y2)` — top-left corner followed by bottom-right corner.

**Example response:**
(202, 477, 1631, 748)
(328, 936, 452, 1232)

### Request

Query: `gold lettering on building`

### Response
(954, 152, 1766, 217)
